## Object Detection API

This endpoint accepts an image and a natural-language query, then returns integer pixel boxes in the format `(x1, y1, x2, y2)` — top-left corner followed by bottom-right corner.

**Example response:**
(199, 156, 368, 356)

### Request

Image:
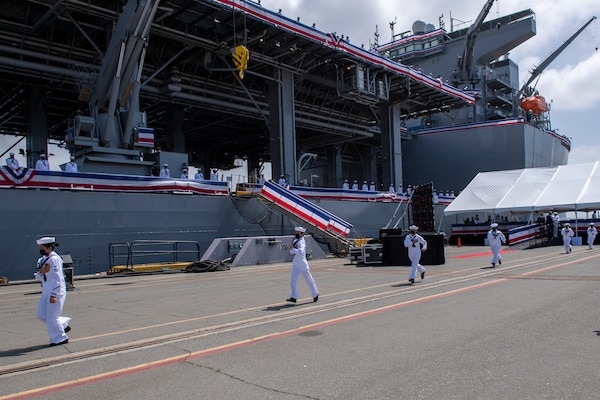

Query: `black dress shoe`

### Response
(409, 278, 415, 284)
(64, 325, 71, 333)
(421, 271, 425, 280)
(286, 297, 297, 303)
(49, 339, 69, 347)
(313, 295, 319, 303)
(498, 259, 502, 265)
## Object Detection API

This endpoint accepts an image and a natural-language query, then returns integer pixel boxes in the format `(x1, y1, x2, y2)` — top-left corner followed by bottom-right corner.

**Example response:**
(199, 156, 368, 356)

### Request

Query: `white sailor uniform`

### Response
(289, 236, 319, 300)
(35, 251, 71, 345)
(587, 225, 598, 249)
(404, 232, 427, 282)
(561, 226, 574, 253)
(487, 226, 506, 267)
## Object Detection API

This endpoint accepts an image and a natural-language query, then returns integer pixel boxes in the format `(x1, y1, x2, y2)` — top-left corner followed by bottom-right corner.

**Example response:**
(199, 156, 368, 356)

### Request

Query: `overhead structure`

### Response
(444, 162, 600, 216)
(0, 0, 474, 183)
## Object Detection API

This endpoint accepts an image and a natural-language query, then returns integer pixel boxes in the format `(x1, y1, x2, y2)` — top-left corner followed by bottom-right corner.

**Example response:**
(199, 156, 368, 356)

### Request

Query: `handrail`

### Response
(108, 240, 201, 272)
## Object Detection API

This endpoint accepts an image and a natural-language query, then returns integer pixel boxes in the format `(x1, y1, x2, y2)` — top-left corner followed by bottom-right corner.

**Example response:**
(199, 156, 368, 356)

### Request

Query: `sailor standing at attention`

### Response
(35, 153, 50, 171)
(194, 169, 204, 180)
(561, 223, 574, 253)
(361, 180, 368, 191)
(342, 179, 349, 190)
(586, 222, 597, 250)
(35, 237, 71, 347)
(351, 180, 358, 190)
(277, 174, 286, 186)
(159, 163, 170, 177)
(6, 152, 22, 173)
(487, 223, 506, 268)
(404, 225, 427, 284)
(286, 226, 319, 303)
(65, 156, 78, 173)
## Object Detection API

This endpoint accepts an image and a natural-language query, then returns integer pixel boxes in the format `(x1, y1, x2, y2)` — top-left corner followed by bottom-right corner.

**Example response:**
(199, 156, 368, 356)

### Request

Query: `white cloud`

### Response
(569, 142, 600, 164)
(536, 53, 600, 111)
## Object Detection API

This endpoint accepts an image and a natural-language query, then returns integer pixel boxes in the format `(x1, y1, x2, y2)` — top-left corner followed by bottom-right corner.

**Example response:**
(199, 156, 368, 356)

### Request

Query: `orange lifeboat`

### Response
(520, 94, 549, 116)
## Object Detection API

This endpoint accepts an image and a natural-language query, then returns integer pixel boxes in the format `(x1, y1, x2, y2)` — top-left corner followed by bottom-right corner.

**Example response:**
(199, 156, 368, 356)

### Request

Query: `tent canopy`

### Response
(444, 161, 600, 216)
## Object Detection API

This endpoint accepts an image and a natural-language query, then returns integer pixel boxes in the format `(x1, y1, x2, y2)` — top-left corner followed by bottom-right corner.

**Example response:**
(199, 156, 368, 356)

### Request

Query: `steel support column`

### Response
(25, 85, 48, 168)
(379, 103, 403, 190)
(268, 69, 296, 184)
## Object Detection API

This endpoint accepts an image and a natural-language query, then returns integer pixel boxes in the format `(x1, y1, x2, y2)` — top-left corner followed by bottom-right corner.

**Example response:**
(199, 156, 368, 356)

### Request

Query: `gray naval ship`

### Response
(0, 0, 590, 280)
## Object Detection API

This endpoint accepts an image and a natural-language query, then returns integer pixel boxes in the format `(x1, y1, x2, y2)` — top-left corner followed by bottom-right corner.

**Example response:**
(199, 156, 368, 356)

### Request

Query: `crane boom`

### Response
(459, 0, 496, 83)
(520, 16, 597, 96)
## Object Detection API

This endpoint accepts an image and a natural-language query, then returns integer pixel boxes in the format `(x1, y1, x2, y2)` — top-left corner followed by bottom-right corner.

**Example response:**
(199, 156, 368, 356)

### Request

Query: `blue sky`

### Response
(2, 0, 599, 172)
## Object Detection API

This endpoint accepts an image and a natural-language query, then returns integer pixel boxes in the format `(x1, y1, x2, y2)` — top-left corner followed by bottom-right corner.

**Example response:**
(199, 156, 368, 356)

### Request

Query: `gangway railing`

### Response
(258, 180, 354, 250)
(109, 240, 202, 272)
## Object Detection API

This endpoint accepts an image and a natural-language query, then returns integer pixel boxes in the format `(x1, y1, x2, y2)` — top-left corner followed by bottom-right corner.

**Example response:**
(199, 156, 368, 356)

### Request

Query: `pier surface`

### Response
(1, 244, 599, 400)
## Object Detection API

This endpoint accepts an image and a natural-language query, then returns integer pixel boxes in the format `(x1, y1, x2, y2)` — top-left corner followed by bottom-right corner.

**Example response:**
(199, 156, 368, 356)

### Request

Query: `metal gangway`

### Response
(258, 180, 354, 251)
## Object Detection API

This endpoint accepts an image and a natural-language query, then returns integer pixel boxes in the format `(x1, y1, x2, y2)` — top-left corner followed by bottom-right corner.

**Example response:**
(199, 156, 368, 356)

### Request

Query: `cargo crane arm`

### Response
(458, 0, 496, 84)
(88, 0, 160, 146)
(519, 15, 597, 97)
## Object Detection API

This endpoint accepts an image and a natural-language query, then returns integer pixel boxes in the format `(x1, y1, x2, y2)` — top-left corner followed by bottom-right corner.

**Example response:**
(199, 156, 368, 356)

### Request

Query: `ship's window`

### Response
(405, 44, 414, 52)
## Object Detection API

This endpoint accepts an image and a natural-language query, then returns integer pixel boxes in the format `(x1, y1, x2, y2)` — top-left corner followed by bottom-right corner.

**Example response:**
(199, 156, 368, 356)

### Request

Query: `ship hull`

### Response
(1, 188, 410, 281)
(402, 120, 569, 191)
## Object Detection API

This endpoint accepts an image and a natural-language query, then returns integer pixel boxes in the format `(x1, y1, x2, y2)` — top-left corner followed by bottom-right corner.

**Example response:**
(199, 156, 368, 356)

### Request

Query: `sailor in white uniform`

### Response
(277, 174, 286, 186)
(404, 225, 427, 284)
(561, 223, 574, 253)
(361, 181, 368, 191)
(159, 163, 170, 177)
(552, 212, 560, 238)
(388, 184, 395, 193)
(487, 223, 506, 267)
(65, 156, 78, 173)
(587, 222, 598, 250)
(180, 168, 188, 179)
(211, 169, 219, 181)
(35, 237, 71, 346)
(35, 153, 50, 171)
(6, 152, 22, 173)
(351, 180, 358, 190)
(194, 169, 204, 180)
(369, 181, 375, 191)
(342, 179, 349, 190)
(286, 227, 319, 303)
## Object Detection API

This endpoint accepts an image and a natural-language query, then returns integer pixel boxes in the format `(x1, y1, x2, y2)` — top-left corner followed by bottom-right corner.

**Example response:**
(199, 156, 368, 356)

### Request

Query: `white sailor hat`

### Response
(163, 163, 168, 167)
(563, 222, 570, 227)
(490, 223, 499, 228)
(590, 222, 595, 226)
(409, 225, 418, 231)
(294, 226, 306, 233)
(70, 156, 75, 160)
(40, 153, 46, 157)
(9, 152, 14, 156)
(36, 236, 55, 245)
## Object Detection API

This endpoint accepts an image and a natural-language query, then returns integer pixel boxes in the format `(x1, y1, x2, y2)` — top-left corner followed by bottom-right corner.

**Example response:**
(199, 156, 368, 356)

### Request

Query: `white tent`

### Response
(444, 161, 600, 216)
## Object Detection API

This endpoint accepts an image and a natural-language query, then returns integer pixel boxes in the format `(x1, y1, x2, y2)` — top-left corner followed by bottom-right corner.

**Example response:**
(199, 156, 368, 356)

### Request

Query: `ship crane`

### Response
(519, 15, 596, 118)
(455, 0, 496, 86)
(519, 15, 597, 98)
(68, 0, 161, 174)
